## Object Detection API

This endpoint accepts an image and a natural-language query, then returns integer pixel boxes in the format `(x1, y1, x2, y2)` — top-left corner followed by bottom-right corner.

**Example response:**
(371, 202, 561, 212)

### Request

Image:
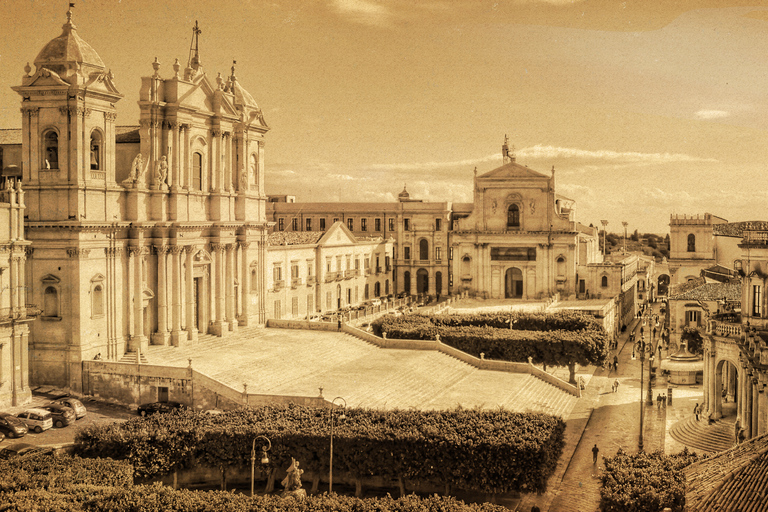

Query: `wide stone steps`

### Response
(118, 351, 148, 364)
(142, 327, 578, 416)
(669, 417, 736, 454)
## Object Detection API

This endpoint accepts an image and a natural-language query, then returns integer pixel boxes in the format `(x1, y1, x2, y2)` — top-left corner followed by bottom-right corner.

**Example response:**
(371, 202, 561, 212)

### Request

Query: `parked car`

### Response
(137, 401, 187, 417)
(0, 412, 27, 438)
(49, 397, 87, 420)
(0, 443, 53, 460)
(40, 404, 76, 428)
(16, 408, 53, 433)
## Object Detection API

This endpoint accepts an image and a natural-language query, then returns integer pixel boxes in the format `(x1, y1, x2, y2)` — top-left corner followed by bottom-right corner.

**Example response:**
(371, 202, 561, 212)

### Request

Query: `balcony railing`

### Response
(306, 276, 316, 286)
(273, 280, 285, 291)
(743, 231, 768, 245)
(0, 304, 41, 322)
(324, 272, 337, 283)
(344, 269, 359, 279)
(291, 278, 302, 288)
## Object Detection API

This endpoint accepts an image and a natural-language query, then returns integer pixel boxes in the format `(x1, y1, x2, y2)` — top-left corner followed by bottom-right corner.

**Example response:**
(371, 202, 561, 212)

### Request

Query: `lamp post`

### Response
(639, 332, 645, 451)
(251, 435, 271, 496)
(601, 220, 608, 259)
(647, 322, 655, 406)
(329, 396, 347, 493)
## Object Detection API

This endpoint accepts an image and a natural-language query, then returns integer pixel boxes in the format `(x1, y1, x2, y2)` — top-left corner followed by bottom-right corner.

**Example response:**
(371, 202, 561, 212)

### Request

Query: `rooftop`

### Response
(669, 281, 740, 302)
(267, 231, 324, 246)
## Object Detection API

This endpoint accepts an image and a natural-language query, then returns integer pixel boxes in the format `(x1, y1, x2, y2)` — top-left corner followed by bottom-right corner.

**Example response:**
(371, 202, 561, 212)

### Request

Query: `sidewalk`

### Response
(517, 303, 700, 512)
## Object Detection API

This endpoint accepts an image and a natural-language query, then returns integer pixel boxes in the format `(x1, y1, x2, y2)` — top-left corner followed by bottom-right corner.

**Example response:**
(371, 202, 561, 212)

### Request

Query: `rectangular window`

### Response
(306, 260, 314, 277)
(307, 295, 314, 315)
(355, 257, 360, 270)
(389, 218, 395, 231)
(320, 218, 326, 230)
(336, 255, 342, 270)
(274, 300, 282, 319)
(292, 296, 299, 316)
(435, 218, 442, 231)
(326, 291, 332, 310)
(273, 265, 282, 283)
(291, 263, 299, 279)
(346, 255, 351, 270)
(435, 247, 442, 261)
(292, 218, 298, 231)
(306, 218, 312, 231)
(278, 218, 285, 231)
(404, 246, 411, 260)
(375, 218, 381, 231)
(326, 257, 332, 272)
(347, 218, 354, 230)
(754, 285, 762, 317)
(404, 219, 410, 231)
(361, 218, 367, 231)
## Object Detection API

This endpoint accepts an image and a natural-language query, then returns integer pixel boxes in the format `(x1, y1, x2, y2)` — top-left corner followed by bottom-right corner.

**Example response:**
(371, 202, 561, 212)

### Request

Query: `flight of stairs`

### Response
(669, 417, 736, 453)
(118, 351, 148, 364)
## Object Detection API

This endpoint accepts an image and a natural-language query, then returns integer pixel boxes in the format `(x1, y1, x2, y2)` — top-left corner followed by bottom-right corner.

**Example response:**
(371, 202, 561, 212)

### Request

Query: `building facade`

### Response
(3, 8, 269, 390)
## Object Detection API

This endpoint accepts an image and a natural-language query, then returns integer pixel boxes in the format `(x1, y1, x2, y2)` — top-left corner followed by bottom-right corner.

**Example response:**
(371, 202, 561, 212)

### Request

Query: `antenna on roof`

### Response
(188, 21, 202, 69)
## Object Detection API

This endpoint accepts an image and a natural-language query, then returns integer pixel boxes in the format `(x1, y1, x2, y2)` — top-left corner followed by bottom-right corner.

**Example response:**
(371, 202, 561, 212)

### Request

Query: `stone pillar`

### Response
(213, 129, 222, 192)
(239, 242, 251, 326)
(181, 124, 190, 190)
(409, 266, 417, 296)
(745, 377, 754, 439)
(170, 246, 187, 347)
(170, 122, 180, 190)
(184, 246, 198, 341)
(738, 367, 746, 425)
(752, 378, 760, 437)
(225, 243, 237, 332)
(152, 245, 170, 345)
(129, 246, 148, 353)
(259, 236, 268, 323)
(211, 243, 228, 335)
(9, 256, 18, 312)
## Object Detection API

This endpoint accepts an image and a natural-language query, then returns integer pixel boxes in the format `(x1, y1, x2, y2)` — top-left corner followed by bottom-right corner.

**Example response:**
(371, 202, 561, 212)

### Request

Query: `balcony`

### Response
(335, 272, 344, 281)
(291, 278, 302, 288)
(0, 305, 40, 324)
(344, 269, 359, 279)
(324, 272, 337, 283)
(306, 276, 316, 286)
(742, 231, 768, 246)
(273, 280, 285, 291)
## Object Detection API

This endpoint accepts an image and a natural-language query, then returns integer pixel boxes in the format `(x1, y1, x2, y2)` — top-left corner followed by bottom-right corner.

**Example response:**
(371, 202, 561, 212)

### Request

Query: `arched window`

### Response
(92, 284, 104, 317)
(507, 204, 520, 228)
(90, 131, 102, 170)
(687, 234, 696, 252)
(44, 130, 59, 169)
(601, 275, 608, 288)
(461, 256, 471, 276)
(192, 152, 203, 191)
(556, 256, 566, 278)
(419, 239, 429, 261)
(44, 286, 59, 317)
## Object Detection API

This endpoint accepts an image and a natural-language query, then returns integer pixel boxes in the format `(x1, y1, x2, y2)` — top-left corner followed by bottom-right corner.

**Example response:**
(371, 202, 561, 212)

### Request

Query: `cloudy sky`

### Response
(2, 0, 768, 233)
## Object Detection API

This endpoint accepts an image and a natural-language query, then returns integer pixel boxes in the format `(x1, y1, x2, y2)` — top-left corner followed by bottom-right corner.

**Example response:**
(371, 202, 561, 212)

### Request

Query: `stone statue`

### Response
(239, 168, 248, 191)
(129, 153, 143, 182)
(155, 156, 168, 186)
(530, 200, 536, 214)
(281, 457, 306, 499)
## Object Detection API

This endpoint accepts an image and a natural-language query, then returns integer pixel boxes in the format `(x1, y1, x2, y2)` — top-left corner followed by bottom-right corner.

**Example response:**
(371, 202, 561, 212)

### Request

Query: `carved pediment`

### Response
(26, 67, 69, 87)
(83, 70, 122, 96)
(41, 273, 61, 284)
(193, 250, 212, 263)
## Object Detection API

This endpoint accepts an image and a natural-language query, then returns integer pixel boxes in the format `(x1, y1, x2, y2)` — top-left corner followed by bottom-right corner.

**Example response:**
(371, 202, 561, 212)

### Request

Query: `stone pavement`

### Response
(518, 302, 706, 512)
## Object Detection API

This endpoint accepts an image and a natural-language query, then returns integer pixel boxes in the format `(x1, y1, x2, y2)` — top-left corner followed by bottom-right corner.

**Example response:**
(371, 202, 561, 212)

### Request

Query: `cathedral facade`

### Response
(7, 8, 269, 390)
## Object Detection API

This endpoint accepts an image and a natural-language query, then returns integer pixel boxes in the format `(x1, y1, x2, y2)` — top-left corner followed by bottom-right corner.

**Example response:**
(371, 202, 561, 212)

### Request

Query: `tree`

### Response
(681, 327, 703, 355)
(647, 237, 658, 249)
(630, 229, 639, 242)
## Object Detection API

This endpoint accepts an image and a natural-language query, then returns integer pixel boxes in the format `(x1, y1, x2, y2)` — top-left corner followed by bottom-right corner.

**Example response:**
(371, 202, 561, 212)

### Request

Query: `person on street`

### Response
(592, 444, 599, 464)
(694, 403, 700, 421)
(613, 379, 619, 393)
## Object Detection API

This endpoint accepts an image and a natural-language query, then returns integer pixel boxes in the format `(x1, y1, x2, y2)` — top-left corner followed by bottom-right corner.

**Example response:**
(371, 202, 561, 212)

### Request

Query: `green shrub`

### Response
(600, 448, 700, 512)
(0, 485, 509, 512)
(0, 454, 133, 492)
(75, 404, 565, 494)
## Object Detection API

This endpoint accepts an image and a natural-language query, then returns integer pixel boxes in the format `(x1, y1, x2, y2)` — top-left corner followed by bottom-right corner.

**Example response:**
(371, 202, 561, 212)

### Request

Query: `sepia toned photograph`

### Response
(0, 1, 765, 510)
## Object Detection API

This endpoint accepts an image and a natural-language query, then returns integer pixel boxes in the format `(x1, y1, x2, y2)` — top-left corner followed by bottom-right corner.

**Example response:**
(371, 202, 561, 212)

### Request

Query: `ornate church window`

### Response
(192, 152, 203, 191)
(419, 239, 429, 260)
(601, 275, 608, 288)
(43, 130, 59, 169)
(90, 131, 102, 170)
(507, 204, 520, 228)
(687, 234, 696, 252)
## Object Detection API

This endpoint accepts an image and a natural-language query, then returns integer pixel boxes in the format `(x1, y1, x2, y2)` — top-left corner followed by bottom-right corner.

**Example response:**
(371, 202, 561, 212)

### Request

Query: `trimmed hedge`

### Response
(0, 454, 133, 492)
(600, 448, 701, 512)
(75, 404, 565, 494)
(1, 485, 509, 512)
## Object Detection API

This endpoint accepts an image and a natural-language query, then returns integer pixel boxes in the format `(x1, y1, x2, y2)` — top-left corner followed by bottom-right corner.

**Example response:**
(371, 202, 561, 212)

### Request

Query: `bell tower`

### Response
(13, 4, 122, 221)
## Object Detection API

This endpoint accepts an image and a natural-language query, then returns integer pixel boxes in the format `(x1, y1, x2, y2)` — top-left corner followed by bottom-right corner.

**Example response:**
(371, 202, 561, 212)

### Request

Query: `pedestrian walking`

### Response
(613, 379, 619, 393)
(657, 394, 662, 409)
(694, 403, 700, 421)
(658, 345, 662, 359)
(662, 394, 667, 407)
(592, 444, 599, 464)
(614, 360, 619, 373)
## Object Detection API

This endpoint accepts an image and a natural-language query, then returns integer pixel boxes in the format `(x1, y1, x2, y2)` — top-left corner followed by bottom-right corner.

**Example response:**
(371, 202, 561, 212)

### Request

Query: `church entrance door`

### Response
(417, 269, 429, 295)
(505, 267, 523, 298)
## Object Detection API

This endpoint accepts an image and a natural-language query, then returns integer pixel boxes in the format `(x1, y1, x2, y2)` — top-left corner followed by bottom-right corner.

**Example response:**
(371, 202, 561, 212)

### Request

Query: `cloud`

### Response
(326, 173, 356, 180)
(331, 0, 393, 27)
(364, 153, 499, 172)
(517, 145, 717, 164)
(694, 109, 730, 120)
(267, 169, 297, 176)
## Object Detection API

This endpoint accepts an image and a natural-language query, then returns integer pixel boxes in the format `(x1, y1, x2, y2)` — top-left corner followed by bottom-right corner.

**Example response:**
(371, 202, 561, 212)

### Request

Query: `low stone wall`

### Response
(266, 319, 340, 331)
(82, 361, 331, 410)
(339, 325, 579, 396)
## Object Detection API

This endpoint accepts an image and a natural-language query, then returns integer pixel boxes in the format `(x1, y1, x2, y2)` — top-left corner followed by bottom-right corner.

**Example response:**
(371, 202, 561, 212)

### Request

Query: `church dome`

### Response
(398, 185, 410, 200)
(34, 7, 105, 77)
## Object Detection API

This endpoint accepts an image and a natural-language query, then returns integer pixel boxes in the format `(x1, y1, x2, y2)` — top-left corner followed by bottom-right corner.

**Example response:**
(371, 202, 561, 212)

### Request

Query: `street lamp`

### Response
(601, 220, 608, 259)
(639, 332, 645, 451)
(329, 396, 347, 493)
(251, 435, 271, 496)
(647, 321, 655, 406)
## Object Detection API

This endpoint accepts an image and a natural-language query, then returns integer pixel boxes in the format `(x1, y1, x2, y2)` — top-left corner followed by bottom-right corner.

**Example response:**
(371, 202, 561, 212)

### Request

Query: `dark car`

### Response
(40, 404, 76, 428)
(0, 412, 27, 438)
(0, 443, 53, 460)
(137, 401, 187, 417)
(49, 397, 87, 420)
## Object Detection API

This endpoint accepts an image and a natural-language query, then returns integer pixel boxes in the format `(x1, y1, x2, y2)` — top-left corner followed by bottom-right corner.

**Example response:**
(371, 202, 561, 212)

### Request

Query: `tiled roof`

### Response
(115, 126, 140, 143)
(669, 281, 740, 301)
(268, 231, 324, 246)
(714, 221, 768, 238)
(668, 277, 706, 297)
(684, 434, 768, 511)
(0, 129, 22, 145)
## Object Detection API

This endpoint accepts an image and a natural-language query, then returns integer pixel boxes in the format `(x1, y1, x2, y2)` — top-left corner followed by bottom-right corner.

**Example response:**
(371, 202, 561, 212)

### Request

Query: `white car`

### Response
(16, 408, 53, 433)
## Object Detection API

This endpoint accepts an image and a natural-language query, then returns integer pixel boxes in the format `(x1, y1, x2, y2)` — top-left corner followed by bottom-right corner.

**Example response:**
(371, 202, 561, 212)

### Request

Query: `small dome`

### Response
(34, 7, 105, 77)
(398, 185, 410, 199)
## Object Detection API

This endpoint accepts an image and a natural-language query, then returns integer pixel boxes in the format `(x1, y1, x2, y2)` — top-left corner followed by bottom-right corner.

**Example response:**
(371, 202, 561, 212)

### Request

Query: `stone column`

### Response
(212, 129, 222, 192)
(738, 367, 746, 425)
(9, 256, 18, 312)
(239, 242, 251, 326)
(170, 122, 180, 190)
(170, 246, 187, 346)
(152, 245, 170, 345)
(752, 378, 760, 437)
(184, 246, 198, 341)
(129, 246, 147, 353)
(211, 243, 228, 335)
(745, 376, 753, 439)
(181, 124, 190, 190)
(225, 243, 237, 332)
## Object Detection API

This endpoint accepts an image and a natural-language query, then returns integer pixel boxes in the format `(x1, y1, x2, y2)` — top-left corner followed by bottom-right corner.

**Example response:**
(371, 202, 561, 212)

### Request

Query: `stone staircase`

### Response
(118, 351, 148, 364)
(142, 327, 578, 417)
(669, 417, 736, 453)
